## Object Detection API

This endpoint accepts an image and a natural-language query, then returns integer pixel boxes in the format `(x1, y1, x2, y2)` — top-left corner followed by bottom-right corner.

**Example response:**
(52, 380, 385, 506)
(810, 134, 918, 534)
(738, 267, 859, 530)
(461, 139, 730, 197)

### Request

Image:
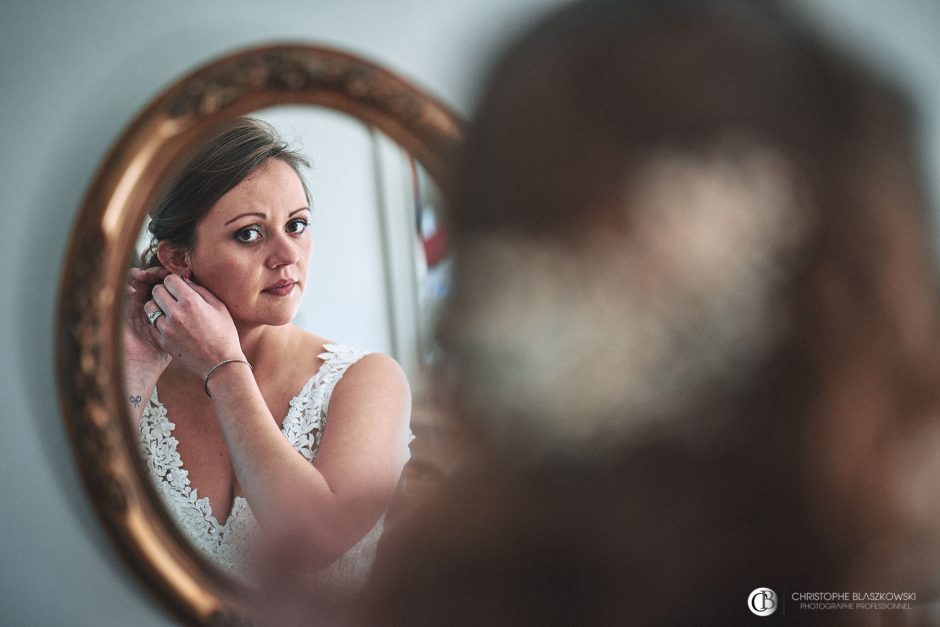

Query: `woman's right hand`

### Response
(124, 266, 173, 381)
(144, 274, 244, 380)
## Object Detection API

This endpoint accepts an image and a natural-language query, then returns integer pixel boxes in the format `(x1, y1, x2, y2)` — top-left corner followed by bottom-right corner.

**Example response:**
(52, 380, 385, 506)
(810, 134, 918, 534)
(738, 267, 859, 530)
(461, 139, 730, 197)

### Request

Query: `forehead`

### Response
(207, 158, 308, 220)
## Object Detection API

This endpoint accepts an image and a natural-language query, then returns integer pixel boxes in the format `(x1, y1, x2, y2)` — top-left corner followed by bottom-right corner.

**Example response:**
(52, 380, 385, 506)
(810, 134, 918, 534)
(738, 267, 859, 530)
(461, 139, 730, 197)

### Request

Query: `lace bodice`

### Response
(138, 343, 386, 590)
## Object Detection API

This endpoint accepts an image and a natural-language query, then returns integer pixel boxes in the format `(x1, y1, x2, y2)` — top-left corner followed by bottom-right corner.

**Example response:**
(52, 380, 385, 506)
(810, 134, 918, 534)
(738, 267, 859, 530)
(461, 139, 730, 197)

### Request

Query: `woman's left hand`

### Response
(144, 275, 245, 378)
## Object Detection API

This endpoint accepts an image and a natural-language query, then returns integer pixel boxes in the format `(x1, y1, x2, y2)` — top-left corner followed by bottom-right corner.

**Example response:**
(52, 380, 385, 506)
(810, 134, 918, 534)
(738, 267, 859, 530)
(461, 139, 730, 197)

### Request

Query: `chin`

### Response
(268, 314, 297, 327)
(268, 305, 302, 327)
(249, 307, 298, 327)
(234, 303, 300, 328)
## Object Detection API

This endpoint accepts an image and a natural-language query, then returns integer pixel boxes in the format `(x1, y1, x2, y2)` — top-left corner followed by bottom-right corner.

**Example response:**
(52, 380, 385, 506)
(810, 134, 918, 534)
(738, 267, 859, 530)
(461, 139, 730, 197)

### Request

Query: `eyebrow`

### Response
(224, 207, 310, 226)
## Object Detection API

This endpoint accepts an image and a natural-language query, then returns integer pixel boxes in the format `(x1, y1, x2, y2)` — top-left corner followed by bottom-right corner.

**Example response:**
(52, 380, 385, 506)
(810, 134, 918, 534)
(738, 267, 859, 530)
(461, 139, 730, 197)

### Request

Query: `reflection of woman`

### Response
(124, 117, 412, 590)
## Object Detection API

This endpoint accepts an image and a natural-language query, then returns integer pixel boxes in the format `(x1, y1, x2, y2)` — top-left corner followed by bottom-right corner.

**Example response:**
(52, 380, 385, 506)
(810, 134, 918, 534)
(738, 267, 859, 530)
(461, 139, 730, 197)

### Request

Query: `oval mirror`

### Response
(56, 44, 462, 625)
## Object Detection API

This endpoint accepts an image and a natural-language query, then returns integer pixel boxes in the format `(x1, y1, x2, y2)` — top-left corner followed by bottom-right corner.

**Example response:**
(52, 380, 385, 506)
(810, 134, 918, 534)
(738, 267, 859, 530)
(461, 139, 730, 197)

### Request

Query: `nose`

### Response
(265, 230, 301, 269)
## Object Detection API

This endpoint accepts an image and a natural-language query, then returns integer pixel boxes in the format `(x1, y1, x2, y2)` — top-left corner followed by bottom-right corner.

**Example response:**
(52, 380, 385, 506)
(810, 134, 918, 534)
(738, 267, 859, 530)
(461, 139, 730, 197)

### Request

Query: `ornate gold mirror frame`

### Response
(56, 44, 462, 625)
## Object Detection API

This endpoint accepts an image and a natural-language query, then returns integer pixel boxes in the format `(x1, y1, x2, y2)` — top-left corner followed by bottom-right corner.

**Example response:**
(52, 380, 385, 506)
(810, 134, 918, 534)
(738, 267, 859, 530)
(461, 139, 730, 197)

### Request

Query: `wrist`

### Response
(201, 346, 246, 375)
(123, 355, 170, 388)
(203, 358, 254, 398)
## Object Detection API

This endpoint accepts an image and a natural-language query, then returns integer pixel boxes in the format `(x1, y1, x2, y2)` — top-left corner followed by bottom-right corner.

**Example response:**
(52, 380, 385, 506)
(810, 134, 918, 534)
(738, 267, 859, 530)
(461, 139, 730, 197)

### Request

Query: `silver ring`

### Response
(147, 309, 165, 326)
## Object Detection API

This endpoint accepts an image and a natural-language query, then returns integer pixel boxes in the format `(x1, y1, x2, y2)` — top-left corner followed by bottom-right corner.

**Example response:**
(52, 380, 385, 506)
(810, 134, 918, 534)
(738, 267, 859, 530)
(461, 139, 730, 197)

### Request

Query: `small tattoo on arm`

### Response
(130, 395, 142, 408)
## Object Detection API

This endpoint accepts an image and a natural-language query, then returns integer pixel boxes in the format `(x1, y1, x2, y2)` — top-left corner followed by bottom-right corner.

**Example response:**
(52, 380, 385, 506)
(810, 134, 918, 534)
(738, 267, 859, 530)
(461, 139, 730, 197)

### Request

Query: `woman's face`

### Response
(187, 158, 312, 328)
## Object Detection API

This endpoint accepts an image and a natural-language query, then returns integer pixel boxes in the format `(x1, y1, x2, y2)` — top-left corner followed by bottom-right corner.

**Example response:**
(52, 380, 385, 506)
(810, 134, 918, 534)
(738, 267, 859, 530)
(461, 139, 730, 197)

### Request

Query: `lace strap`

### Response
(282, 343, 370, 462)
(316, 343, 370, 418)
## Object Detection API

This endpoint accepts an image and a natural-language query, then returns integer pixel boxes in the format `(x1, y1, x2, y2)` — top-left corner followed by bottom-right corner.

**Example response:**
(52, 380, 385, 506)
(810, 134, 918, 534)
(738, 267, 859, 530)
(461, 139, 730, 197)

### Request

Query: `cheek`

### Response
(192, 255, 254, 304)
(212, 282, 248, 309)
(295, 240, 313, 279)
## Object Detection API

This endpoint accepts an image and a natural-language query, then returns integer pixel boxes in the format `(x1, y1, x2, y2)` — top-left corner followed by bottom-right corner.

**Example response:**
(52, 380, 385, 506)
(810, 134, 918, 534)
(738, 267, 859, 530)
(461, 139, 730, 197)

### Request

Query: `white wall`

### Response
(2, 1, 939, 625)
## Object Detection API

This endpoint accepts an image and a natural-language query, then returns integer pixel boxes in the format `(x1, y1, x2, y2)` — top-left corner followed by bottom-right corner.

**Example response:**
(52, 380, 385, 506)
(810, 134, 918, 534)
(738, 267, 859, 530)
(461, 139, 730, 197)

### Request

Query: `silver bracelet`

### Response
(203, 359, 253, 398)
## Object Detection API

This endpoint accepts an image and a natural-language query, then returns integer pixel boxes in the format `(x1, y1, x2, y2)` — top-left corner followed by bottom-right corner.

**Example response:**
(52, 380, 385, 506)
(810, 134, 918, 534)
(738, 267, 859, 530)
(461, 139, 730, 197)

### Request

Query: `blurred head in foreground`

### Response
(368, 0, 940, 624)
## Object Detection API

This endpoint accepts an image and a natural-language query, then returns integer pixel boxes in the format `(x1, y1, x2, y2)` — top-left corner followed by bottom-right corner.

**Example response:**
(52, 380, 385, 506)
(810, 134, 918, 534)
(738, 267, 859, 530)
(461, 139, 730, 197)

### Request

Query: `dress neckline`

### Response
(139, 343, 376, 579)
(149, 345, 348, 528)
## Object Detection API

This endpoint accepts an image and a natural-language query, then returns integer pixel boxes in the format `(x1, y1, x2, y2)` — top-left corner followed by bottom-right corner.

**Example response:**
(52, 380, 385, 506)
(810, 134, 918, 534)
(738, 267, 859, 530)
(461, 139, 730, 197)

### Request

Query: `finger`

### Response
(126, 286, 148, 307)
(142, 301, 166, 329)
(130, 267, 169, 284)
(164, 274, 221, 306)
(182, 277, 223, 306)
(129, 268, 169, 302)
(143, 300, 161, 315)
(152, 282, 178, 304)
(146, 266, 170, 279)
(127, 277, 152, 299)
(161, 274, 191, 301)
(151, 287, 176, 316)
(147, 320, 166, 344)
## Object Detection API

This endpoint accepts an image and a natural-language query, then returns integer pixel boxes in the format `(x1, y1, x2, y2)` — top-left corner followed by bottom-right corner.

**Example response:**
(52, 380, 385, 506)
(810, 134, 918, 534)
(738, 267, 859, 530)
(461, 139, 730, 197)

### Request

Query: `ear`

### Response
(155, 241, 193, 278)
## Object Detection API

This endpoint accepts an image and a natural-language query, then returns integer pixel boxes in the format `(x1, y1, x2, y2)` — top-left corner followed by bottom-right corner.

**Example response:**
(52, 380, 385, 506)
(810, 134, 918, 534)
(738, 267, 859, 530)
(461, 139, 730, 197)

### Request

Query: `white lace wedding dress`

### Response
(138, 343, 389, 591)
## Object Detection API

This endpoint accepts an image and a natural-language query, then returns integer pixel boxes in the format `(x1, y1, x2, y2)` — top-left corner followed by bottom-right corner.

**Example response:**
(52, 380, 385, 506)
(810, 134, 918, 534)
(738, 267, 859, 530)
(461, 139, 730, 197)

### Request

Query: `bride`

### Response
(123, 117, 412, 590)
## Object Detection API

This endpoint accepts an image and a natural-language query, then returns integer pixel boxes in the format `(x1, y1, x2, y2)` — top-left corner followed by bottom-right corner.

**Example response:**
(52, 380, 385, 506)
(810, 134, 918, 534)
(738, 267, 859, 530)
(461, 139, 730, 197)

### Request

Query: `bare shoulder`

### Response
(284, 325, 409, 407)
(315, 351, 412, 494)
(335, 352, 411, 410)
(323, 352, 411, 440)
(315, 351, 412, 475)
(285, 326, 332, 357)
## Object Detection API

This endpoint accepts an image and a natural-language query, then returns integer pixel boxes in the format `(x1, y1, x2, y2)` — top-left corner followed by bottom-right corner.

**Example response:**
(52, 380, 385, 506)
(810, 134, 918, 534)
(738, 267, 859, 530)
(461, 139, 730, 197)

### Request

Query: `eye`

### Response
(234, 225, 262, 243)
(286, 218, 308, 235)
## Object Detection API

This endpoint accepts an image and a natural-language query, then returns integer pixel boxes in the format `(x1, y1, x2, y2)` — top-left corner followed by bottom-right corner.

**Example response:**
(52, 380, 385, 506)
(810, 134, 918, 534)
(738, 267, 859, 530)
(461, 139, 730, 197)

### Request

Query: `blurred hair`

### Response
(368, 1, 938, 624)
(141, 116, 311, 268)
(440, 0, 931, 462)
(447, 0, 924, 240)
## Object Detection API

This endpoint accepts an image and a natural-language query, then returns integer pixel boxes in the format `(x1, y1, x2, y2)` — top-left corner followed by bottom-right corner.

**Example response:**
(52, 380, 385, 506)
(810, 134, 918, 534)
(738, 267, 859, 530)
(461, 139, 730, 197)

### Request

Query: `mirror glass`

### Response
(126, 106, 458, 582)
(59, 43, 464, 624)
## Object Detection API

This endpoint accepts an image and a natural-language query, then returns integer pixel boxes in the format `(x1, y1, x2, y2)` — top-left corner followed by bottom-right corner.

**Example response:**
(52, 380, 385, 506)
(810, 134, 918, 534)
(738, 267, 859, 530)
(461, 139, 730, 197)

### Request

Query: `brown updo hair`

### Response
(141, 117, 311, 268)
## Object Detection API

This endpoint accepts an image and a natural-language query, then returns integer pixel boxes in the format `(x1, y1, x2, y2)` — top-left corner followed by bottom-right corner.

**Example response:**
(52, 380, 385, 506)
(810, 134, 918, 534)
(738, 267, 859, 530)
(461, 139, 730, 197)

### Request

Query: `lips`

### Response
(262, 279, 298, 296)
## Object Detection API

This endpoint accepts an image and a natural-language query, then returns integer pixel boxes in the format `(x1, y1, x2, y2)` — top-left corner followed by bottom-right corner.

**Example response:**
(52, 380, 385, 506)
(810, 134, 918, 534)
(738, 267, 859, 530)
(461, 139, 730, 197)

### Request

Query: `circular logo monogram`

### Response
(748, 588, 778, 617)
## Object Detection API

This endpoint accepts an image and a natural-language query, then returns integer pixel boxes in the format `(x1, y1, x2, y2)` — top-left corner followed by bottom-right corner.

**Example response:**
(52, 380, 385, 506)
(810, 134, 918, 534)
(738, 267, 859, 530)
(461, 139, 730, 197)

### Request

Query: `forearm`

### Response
(124, 359, 168, 429)
(206, 363, 367, 569)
